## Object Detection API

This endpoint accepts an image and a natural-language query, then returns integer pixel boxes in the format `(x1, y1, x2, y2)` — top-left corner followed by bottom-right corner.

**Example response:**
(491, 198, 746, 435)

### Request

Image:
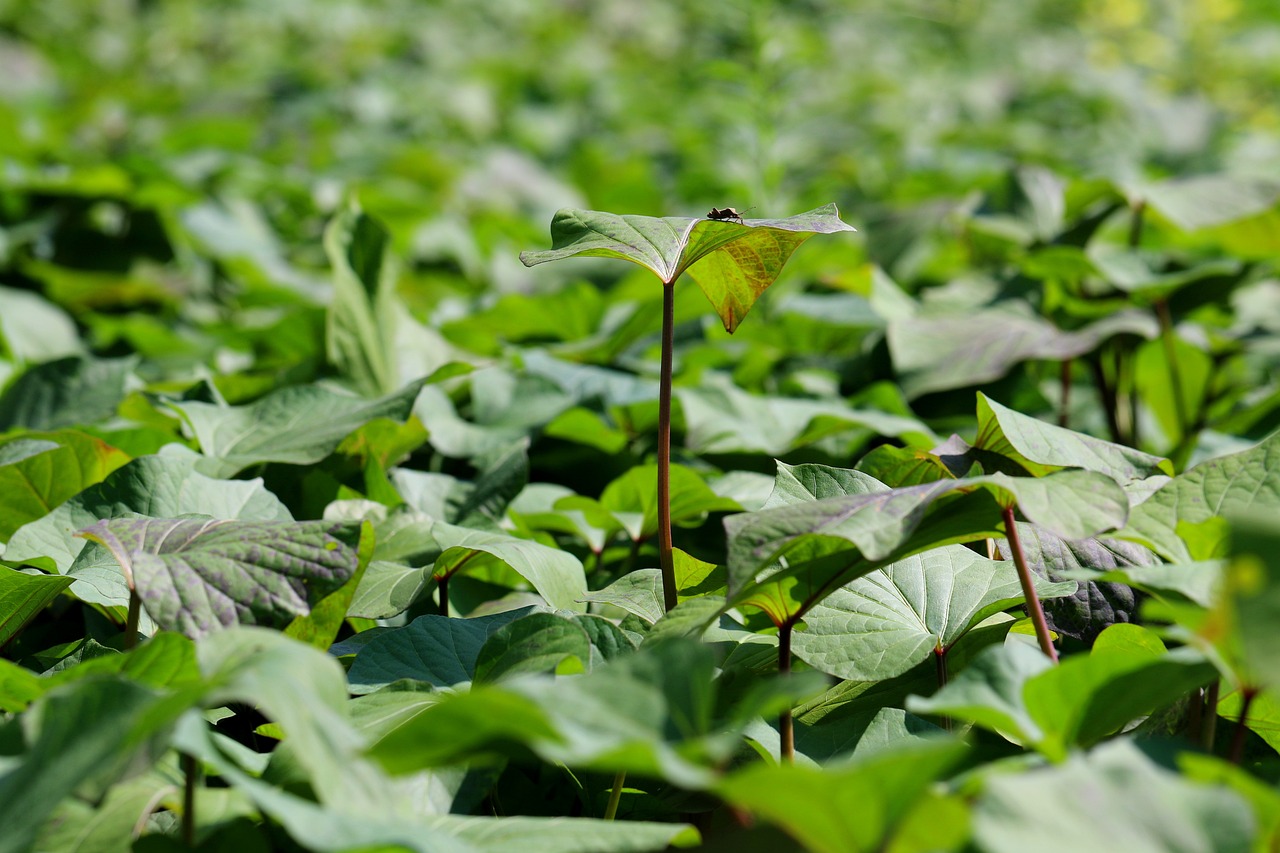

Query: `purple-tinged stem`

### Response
(1003, 506, 1058, 663)
(657, 280, 677, 613)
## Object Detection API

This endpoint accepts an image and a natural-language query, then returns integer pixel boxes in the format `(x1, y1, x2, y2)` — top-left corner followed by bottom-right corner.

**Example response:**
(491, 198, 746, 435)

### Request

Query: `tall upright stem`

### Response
(124, 588, 140, 650)
(657, 280, 677, 613)
(1003, 507, 1058, 663)
(1229, 687, 1257, 765)
(779, 621, 795, 762)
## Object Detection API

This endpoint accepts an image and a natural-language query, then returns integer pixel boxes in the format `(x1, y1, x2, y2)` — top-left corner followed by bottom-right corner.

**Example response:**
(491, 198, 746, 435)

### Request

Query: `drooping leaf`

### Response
(0, 431, 130, 542)
(887, 305, 1156, 398)
(519, 205, 856, 332)
(973, 739, 1253, 853)
(167, 378, 427, 478)
(791, 545, 1075, 682)
(78, 518, 362, 638)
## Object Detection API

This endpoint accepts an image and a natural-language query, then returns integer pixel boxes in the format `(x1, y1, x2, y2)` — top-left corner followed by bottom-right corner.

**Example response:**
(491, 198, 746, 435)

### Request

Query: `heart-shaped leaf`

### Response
(519, 205, 855, 332)
(791, 545, 1076, 682)
(78, 518, 363, 637)
(0, 431, 130, 542)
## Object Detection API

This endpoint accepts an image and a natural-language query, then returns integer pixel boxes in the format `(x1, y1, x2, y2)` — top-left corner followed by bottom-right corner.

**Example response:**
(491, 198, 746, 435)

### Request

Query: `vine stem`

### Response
(779, 621, 795, 762)
(1002, 506, 1058, 663)
(603, 771, 626, 820)
(657, 279, 677, 613)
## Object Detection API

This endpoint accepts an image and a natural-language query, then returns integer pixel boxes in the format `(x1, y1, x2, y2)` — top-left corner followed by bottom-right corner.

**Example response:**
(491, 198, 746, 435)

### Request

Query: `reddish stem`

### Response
(1229, 687, 1258, 765)
(657, 280, 677, 613)
(779, 621, 794, 763)
(1002, 506, 1058, 663)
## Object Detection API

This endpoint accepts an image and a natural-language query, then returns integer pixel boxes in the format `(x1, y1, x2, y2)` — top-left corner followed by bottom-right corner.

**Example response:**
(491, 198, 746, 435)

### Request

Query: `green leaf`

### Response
(473, 612, 593, 683)
(1121, 429, 1280, 562)
(0, 566, 74, 648)
(0, 431, 130, 542)
(716, 739, 968, 853)
(285, 521, 375, 650)
(4, 452, 291, 574)
(324, 201, 401, 397)
(726, 469, 1129, 597)
(911, 625, 1214, 760)
(0, 285, 81, 364)
(346, 609, 532, 693)
(167, 378, 426, 478)
(1142, 173, 1280, 231)
(79, 518, 361, 637)
(973, 739, 1253, 853)
(974, 393, 1173, 483)
(0, 677, 197, 853)
(601, 463, 741, 542)
(677, 374, 934, 456)
(0, 355, 136, 432)
(430, 815, 698, 853)
(791, 545, 1075, 681)
(519, 205, 855, 332)
(887, 305, 1156, 398)
(431, 521, 587, 612)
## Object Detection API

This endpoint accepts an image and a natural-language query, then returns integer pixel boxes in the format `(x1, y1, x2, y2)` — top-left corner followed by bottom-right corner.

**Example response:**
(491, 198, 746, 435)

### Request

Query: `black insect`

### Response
(706, 206, 752, 224)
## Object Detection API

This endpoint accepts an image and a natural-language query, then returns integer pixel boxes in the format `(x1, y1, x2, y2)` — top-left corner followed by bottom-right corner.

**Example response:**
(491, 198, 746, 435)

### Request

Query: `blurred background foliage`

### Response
(0, 0, 1277, 456)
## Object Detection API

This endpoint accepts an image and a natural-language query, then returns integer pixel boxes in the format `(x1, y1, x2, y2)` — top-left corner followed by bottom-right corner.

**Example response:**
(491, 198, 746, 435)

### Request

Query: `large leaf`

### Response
(887, 305, 1156, 398)
(0, 676, 197, 853)
(600, 463, 741, 542)
(1121, 429, 1280, 562)
(725, 469, 1129, 596)
(167, 378, 426, 478)
(790, 545, 1075, 681)
(346, 609, 532, 693)
(519, 205, 855, 332)
(716, 738, 968, 853)
(324, 201, 401, 397)
(3, 452, 291, 574)
(974, 393, 1173, 485)
(973, 739, 1253, 853)
(79, 518, 362, 637)
(0, 431, 130, 542)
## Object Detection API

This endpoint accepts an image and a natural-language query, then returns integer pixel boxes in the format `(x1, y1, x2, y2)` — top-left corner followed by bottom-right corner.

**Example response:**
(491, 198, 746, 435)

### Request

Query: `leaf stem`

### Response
(779, 620, 795, 762)
(1058, 358, 1072, 428)
(657, 280, 677, 613)
(124, 587, 141, 651)
(935, 648, 952, 732)
(603, 771, 626, 820)
(1229, 686, 1257, 765)
(1002, 506, 1058, 663)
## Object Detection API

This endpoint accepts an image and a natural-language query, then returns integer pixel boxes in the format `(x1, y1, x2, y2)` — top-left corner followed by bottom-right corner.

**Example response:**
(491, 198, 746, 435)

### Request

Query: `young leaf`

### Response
(79, 518, 362, 637)
(324, 201, 400, 397)
(520, 205, 855, 332)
